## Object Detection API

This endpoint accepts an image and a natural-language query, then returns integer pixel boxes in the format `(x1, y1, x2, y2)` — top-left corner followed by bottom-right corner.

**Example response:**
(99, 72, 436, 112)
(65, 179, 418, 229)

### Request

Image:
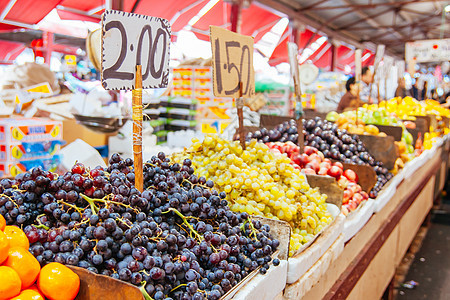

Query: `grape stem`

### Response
(80, 194, 99, 214)
(240, 218, 259, 241)
(0, 193, 19, 208)
(80, 193, 139, 214)
(33, 214, 50, 230)
(168, 208, 203, 241)
(170, 283, 187, 292)
(33, 223, 49, 230)
(58, 200, 84, 214)
(139, 281, 154, 300)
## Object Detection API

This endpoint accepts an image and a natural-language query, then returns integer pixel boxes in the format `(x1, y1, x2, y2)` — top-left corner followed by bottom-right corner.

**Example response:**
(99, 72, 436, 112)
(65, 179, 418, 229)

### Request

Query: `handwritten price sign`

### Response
(101, 10, 171, 90)
(210, 26, 254, 98)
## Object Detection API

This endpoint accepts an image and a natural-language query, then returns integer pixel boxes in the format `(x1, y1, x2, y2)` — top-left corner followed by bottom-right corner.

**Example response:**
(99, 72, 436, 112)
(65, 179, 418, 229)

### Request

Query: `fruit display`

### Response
(0, 154, 280, 300)
(172, 136, 333, 256)
(327, 109, 398, 135)
(265, 143, 369, 214)
(378, 97, 450, 119)
(0, 214, 80, 300)
(327, 107, 417, 172)
(245, 117, 393, 198)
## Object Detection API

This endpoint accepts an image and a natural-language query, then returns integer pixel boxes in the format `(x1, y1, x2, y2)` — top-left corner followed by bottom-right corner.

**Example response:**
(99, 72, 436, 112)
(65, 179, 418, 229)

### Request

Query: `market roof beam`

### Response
(256, 0, 379, 54)
(300, 0, 331, 11)
(337, 7, 397, 31)
(56, 5, 101, 20)
(305, 0, 448, 11)
(299, 8, 355, 52)
(363, 12, 443, 41)
(339, 0, 407, 42)
(0, 0, 17, 21)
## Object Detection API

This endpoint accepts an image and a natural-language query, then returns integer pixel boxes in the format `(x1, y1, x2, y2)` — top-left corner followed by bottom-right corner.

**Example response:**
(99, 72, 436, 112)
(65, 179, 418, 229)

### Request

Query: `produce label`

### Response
(210, 26, 254, 98)
(101, 10, 171, 90)
(405, 39, 450, 63)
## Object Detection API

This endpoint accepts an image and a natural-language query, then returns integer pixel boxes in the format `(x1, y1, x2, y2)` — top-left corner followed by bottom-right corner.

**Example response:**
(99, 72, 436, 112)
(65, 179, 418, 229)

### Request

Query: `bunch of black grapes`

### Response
(0, 153, 280, 300)
(246, 117, 393, 198)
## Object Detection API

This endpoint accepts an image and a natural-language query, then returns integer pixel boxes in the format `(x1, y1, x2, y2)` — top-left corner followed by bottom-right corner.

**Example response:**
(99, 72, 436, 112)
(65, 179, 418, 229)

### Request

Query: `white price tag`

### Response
(101, 10, 171, 90)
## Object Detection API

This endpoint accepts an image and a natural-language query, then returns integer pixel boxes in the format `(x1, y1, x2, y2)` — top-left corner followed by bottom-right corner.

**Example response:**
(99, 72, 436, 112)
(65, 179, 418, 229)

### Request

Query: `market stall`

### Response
(0, 1, 449, 300)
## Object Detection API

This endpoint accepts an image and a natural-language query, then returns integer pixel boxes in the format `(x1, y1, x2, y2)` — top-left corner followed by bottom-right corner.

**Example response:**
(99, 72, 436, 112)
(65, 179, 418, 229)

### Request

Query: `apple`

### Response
(298, 154, 310, 167)
(361, 191, 369, 200)
(338, 176, 349, 188)
(317, 151, 325, 160)
(327, 166, 343, 179)
(333, 162, 344, 170)
(343, 190, 353, 203)
(343, 169, 358, 182)
(304, 146, 318, 155)
(303, 168, 316, 175)
(352, 193, 363, 204)
(323, 158, 332, 164)
(320, 162, 331, 170)
(290, 153, 301, 165)
(347, 200, 357, 211)
(318, 167, 328, 175)
(305, 161, 319, 173)
(344, 188, 354, 199)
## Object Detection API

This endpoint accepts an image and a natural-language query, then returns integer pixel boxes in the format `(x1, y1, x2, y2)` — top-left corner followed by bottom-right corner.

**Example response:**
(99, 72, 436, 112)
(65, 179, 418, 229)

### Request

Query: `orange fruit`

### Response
(0, 266, 21, 300)
(3, 225, 30, 250)
(0, 214, 5, 231)
(28, 285, 44, 296)
(4, 247, 40, 289)
(0, 230, 10, 264)
(4, 226, 29, 249)
(10, 289, 45, 300)
(38, 263, 80, 300)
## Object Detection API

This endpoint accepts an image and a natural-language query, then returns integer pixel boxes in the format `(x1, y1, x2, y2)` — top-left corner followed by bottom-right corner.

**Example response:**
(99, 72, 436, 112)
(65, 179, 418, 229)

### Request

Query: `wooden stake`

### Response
(293, 75, 304, 153)
(385, 76, 388, 111)
(237, 82, 246, 150)
(132, 65, 143, 192)
(377, 84, 381, 104)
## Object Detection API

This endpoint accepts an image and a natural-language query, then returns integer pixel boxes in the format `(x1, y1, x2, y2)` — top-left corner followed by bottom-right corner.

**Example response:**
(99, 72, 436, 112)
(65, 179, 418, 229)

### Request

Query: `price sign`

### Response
(101, 10, 171, 90)
(210, 26, 255, 98)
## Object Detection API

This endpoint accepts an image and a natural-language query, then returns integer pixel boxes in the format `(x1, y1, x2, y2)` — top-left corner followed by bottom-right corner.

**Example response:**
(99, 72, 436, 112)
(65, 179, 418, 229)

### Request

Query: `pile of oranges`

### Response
(0, 215, 80, 300)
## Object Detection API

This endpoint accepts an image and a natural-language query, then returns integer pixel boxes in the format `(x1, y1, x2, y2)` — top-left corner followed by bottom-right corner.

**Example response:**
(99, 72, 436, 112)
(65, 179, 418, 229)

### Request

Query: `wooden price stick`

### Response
(355, 49, 362, 126)
(132, 65, 143, 192)
(371, 45, 385, 105)
(288, 42, 304, 153)
(385, 76, 388, 111)
(383, 56, 393, 111)
(293, 75, 304, 153)
(237, 82, 246, 150)
(101, 10, 171, 193)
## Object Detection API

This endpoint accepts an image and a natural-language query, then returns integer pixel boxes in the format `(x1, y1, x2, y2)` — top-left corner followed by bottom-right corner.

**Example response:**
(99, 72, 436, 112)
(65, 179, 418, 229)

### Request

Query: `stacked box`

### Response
(0, 118, 62, 177)
(170, 67, 234, 135)
(259, 87, 291, 116)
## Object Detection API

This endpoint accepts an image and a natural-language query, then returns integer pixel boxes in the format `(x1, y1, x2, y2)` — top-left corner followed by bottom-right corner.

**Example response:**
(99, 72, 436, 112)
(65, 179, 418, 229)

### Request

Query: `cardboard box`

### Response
(0, 141, 60, 161)
(0, 155, 61, 177)
(0, 118, 62, 144)
(62, 119, 109, 147)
